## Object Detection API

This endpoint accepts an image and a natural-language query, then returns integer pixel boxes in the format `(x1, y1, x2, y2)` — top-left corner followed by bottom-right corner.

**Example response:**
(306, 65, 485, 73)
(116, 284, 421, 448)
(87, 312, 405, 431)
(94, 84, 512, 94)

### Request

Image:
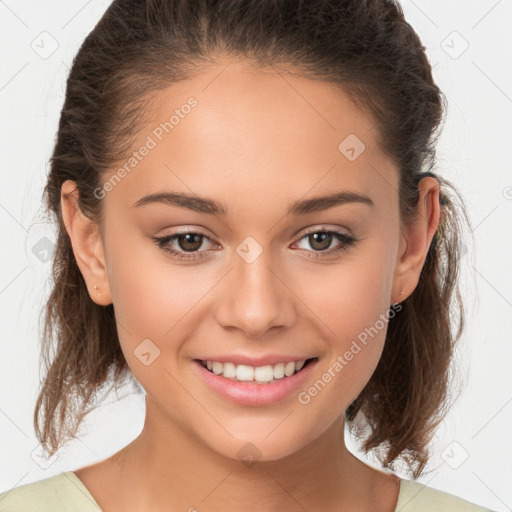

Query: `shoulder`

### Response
(396, 479, 496, 512)
(0, 472, 102, 512)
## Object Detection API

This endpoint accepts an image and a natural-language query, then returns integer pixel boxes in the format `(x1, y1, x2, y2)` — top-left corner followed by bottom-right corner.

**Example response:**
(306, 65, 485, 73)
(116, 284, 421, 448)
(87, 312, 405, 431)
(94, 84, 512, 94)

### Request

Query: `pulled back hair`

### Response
(36, 0, 469, 478)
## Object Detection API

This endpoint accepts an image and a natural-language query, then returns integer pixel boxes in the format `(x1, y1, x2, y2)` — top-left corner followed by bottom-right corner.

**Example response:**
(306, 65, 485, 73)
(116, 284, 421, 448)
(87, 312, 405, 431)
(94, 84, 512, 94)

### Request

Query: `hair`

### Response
(35, 0, 471, 478)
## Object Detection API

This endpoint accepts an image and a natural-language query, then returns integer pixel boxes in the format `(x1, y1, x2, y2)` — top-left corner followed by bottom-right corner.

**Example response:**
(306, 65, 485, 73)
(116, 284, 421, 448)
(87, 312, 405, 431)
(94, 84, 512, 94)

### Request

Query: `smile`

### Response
(199, 359, 314, 384)
(193, 357, 319, 406)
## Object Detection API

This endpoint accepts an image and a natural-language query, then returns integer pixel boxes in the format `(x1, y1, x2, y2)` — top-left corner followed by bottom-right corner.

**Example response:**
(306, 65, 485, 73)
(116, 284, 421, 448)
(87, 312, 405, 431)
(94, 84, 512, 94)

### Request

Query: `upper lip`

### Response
(196, 354, 317, 367)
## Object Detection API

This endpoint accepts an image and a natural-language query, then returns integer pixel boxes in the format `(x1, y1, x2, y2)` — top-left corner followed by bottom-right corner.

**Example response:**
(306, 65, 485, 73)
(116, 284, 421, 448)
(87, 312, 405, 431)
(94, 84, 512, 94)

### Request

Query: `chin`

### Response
(201, 429, 316, 466)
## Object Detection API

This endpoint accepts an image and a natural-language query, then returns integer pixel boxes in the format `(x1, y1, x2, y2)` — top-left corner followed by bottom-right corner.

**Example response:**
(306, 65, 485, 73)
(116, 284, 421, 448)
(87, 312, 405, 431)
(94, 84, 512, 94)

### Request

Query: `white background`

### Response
(0, 1, 511, 510)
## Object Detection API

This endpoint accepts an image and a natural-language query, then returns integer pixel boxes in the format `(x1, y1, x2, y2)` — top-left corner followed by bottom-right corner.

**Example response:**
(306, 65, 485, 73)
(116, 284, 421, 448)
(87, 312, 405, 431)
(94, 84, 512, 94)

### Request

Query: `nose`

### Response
(214, 245, 297, 339)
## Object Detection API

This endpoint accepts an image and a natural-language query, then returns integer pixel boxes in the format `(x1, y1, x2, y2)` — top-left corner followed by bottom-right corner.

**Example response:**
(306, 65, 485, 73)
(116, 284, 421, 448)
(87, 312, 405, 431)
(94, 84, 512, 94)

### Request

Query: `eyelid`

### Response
(296, 224, 353, 239)
(156, 226, 216, 242)
(156, 224, 352, 246)
(152, 223, 358, 262)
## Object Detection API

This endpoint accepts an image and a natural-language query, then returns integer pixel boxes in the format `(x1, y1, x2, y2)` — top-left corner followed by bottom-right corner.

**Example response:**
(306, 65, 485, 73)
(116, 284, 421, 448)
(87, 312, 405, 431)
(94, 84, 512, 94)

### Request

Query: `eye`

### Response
(152, 229, 217, 260)
(152, 225, 358, 261)
(292, 226, 358, 259)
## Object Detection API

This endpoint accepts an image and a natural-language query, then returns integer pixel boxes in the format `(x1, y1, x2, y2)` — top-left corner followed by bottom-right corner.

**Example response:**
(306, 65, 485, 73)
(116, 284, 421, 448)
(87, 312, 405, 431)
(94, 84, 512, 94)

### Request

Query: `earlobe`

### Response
(60, 180, 112, 306)
(390, 287, 405, 307)
(391, 176, 441, 303)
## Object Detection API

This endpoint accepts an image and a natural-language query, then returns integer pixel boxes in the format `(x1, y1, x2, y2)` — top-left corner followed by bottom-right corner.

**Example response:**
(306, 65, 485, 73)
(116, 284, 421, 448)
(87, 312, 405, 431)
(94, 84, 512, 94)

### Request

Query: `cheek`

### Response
(295, 245, 394, 344)
(292, 245, 395, 407)
(105, 216, 396, 404)
(104, 227, 209, 361)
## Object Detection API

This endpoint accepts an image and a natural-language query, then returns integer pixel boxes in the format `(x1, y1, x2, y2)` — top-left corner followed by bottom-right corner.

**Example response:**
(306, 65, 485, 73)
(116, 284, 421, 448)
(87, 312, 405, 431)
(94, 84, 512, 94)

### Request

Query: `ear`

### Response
(391, 176, 441, 303)
(60, 180, 112, 306)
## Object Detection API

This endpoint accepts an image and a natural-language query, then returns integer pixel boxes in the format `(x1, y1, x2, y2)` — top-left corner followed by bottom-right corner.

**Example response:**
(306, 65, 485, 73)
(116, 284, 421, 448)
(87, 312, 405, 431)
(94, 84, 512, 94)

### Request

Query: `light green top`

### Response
(0, 471, 495, 511)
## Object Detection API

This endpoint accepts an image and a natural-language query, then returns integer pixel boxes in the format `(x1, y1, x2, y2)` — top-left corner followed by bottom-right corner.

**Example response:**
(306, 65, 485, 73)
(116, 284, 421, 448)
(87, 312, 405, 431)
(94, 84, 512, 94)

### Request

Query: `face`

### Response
(72, 58, 415, 462)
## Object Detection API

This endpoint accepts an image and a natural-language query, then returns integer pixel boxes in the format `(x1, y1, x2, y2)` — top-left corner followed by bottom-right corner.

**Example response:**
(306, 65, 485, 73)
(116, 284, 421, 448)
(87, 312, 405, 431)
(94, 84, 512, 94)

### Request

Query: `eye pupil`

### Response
(309, 232, 332, 251)
(156, 228, 354, 260)
(178, 233, 202, 252)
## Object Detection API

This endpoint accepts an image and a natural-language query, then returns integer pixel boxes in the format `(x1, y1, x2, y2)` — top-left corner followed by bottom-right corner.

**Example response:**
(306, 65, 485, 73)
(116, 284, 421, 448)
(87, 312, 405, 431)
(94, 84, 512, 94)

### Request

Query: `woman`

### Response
(0, 0, 496, 510)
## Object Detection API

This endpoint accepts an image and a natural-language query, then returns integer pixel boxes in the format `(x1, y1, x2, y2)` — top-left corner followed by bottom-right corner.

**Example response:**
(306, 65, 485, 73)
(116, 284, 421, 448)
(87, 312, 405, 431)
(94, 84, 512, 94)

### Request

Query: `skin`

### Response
(61, 57, 440, 512)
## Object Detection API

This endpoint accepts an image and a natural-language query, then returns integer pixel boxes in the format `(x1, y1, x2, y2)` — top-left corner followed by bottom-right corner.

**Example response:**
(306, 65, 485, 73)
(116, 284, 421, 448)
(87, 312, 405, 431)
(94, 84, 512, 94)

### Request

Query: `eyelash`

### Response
(152, 226, 358, 261)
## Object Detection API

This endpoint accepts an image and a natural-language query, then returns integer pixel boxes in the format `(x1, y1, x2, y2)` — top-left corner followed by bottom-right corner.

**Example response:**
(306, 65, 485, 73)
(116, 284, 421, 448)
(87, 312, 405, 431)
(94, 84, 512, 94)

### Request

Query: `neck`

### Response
(103, 396, 398, 512)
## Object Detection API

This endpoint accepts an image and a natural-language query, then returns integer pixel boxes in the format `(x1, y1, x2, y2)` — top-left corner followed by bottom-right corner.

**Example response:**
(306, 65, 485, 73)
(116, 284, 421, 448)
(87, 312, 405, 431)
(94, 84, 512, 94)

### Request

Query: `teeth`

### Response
(223, 362, 236, 378)
(254, 365, 273, 382)
(273, 363, 285, 379)
(237, 365, 255, 381)
(284, 361, 295, 377)
(201, 359, 309, 383)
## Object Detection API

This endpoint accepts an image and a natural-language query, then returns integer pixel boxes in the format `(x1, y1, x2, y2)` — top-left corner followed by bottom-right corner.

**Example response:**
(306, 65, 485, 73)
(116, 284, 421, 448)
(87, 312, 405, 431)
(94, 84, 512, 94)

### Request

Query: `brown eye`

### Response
(293, 227, 358, 259)
(175, 233, 204, 252)
(307, 232, 333, 252)
(152, 227, 358, 261)
(152, 230, 216, 260)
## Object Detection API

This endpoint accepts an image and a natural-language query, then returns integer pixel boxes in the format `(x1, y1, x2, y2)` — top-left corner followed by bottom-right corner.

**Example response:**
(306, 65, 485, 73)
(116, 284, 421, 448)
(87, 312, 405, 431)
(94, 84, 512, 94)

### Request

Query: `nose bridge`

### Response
(215, 236, 295, 337)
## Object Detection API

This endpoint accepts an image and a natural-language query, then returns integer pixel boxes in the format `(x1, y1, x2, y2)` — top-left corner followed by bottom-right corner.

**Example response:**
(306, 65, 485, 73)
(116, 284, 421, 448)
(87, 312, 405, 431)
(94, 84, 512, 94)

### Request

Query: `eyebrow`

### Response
(132, 190, 374, 215)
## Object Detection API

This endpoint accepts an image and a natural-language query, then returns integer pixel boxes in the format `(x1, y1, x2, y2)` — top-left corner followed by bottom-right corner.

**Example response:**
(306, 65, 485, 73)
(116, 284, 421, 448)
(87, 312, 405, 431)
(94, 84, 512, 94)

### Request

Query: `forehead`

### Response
(103, 58, 398, 217)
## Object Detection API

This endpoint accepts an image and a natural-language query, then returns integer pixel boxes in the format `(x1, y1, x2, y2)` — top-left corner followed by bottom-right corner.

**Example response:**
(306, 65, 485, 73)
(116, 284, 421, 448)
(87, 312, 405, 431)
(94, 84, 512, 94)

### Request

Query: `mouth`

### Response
(195, 357, 318, 385)
(192, 356, 319, 406)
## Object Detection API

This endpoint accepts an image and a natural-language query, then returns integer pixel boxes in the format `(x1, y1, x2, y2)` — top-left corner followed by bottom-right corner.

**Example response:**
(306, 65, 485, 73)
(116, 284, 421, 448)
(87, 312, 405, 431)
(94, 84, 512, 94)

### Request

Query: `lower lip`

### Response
(192, 359, 318, 406)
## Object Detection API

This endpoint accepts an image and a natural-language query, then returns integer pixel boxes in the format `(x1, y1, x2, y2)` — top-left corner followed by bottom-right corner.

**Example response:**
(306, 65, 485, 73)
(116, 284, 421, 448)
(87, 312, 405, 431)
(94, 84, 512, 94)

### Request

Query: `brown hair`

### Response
(36, 0, 470, 478)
